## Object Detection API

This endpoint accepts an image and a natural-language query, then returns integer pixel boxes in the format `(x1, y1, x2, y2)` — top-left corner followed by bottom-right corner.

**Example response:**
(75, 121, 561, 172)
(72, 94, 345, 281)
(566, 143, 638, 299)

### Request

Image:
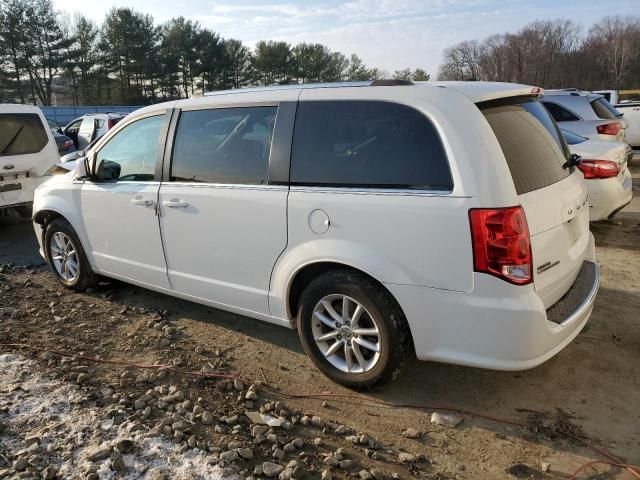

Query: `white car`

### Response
(562, 129, 633, 221)
(593, 90, 640, 148)
(32, 81, 598, 388)
(1, 104, 59, 214)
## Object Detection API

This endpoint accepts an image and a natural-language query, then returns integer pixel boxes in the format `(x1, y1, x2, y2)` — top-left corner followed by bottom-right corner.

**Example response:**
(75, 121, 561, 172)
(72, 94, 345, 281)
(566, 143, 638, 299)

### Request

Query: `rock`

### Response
(116, 439, 134, 454)
(311, 416, 324, 428)
(339, 460, 356, 470)
(171, 421, 190, 432)
(278, 468, 294, 480)
(273, 448, 285, 460)
(220, 450, 239, 462)
(110, 451, 126, 472)
(284, 443, 296, 453)
(313, 438, 323, 446)
(252, 425, 269, 436)
(238, 448, 254, 460)
(370, 468, 384, 480)
(87, 446, 113, 461)
(134, 400, 146, 410)
(41, 466, 57, 479)
(234, 379, 244, 391)
(245, 390, 258, 400)
(226, 415, 239, 425)
(430, 412, 463, 428)
(402, 428, 420, 439)
(292, 437, 304, 449)
(13, 457, 28, 472)
(77, 373, 90, 384)
(321, 469, 332, 480)
(398, 452, 415, 463)
(201, 411, 213, 425)
(541, 462, 551, 473)
(147, 468, 168, 480)
(359, 470, 374, 480)
(262, 462, 284, 477)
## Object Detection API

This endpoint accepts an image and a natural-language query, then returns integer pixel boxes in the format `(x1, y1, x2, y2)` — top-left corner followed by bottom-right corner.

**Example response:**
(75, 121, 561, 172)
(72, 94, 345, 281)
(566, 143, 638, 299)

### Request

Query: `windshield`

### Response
(561, 129, 588, 145)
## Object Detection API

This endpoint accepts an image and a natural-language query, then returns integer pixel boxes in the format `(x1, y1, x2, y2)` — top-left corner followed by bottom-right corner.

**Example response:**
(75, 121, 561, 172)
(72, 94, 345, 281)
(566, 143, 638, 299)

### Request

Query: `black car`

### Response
(47, 119, 76, 154)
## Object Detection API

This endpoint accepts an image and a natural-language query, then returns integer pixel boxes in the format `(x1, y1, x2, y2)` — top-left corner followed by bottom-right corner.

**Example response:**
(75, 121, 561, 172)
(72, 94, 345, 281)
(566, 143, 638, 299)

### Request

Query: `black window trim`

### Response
(288, 99, 454, 193)
(163, 101, 296, 187)
(90, 110, 171, 184)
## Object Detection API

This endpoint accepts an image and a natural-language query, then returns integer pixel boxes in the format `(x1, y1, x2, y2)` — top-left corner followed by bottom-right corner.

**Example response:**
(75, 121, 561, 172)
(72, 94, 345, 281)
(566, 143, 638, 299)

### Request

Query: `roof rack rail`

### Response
(370, 79, 414, 86)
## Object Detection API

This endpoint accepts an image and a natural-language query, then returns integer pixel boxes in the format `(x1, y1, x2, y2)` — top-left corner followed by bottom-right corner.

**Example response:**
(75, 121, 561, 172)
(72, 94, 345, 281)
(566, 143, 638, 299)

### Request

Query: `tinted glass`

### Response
(95, 115, 163, 182)
(171, 107, 276, 184)
(0, 113, 48, 157)
(481, 98, 570, 195)
(291, 101, 452, 190)
(542, 101, 580, 122)
(591, 98, 621, 119)
(561, 129, 588, 145)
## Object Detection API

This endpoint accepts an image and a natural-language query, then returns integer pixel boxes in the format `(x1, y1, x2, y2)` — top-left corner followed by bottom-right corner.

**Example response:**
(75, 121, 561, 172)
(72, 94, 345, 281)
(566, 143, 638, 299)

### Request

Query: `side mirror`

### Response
(75, 157, 89, 180)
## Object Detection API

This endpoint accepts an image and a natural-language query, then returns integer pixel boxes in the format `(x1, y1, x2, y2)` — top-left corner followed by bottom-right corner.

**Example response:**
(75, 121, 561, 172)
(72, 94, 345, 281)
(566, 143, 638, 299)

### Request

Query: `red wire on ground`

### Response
(2, 343, 639, 479)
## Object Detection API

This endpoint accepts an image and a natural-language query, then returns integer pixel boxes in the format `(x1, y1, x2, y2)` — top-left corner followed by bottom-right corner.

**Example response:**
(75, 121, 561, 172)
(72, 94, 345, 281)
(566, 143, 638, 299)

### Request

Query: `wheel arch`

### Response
(33, 206, 94, 267)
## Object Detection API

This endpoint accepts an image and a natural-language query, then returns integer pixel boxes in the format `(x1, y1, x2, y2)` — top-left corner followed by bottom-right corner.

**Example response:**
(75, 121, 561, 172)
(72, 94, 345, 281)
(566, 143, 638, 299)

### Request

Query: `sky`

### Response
(53, 0, 640, 76)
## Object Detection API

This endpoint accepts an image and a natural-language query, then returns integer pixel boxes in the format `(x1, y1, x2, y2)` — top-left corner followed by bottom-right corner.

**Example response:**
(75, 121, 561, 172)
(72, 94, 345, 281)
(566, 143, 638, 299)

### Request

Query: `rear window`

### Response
(0, 113, 48, 157)
(562, 129, 588, 145)
(590, 98, 621, 119)
(481, 97, 570, 195)
(542, 101, 580, 122)
(290, 100, 452, 190)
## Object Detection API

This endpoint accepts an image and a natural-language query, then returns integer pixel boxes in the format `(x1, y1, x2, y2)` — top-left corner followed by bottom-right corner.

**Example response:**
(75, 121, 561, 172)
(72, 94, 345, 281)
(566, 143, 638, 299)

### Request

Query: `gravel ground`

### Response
(0, 158, 639, 479)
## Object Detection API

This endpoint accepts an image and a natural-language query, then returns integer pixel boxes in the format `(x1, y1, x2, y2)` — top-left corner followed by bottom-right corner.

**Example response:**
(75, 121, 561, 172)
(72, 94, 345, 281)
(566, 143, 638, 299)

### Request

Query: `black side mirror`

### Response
(95, 159, 121, 181)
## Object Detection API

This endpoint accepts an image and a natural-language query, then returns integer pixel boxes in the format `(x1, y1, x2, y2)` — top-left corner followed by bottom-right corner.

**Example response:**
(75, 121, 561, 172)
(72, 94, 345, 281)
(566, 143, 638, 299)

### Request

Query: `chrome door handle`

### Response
(131, 198, 154, 207)
(163, 200, 189, 208)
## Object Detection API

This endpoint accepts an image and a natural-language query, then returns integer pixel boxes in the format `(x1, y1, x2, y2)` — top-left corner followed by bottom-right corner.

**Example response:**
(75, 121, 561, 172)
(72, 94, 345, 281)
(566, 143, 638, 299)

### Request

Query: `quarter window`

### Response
(171, 107, 277, 184)
(290, 101, 452, 190)
(95, 115, 163, 182)
(0, 113, 48, 157)
(542, 101, 580, 122)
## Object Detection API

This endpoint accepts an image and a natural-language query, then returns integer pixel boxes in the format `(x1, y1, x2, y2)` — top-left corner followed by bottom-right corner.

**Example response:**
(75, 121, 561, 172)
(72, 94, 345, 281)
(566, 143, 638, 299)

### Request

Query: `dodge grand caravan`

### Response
(32, 81, 599, 388)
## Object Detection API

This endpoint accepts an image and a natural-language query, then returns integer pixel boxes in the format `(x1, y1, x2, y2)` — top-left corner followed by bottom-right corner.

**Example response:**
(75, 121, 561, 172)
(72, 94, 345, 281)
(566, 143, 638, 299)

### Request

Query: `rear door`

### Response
(157, 103, 293, 315)
(482, 97, 590, 308)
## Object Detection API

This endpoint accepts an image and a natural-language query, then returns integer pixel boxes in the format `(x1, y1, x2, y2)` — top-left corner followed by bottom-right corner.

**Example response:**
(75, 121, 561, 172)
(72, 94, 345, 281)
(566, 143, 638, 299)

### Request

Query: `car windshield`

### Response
(561, 129, 588, 145)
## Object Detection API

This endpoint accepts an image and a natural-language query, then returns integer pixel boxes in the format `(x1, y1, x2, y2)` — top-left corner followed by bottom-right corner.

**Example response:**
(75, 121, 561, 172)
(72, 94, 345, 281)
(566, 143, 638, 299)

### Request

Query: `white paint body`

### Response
(568, 138, 633, 221)
(0, 104, 59, 209)
(33, 82, 599, 371)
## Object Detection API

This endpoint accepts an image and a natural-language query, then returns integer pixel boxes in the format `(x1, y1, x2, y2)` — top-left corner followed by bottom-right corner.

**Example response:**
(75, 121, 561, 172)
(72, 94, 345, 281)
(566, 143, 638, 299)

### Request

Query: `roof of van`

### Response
(193, 80, 540, 104)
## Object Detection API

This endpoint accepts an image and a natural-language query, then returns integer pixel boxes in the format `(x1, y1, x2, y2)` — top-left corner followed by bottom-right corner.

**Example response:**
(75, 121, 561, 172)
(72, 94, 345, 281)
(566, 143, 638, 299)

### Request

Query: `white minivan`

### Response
(32, 81, 599, 388)
(1, 104, 59, 214)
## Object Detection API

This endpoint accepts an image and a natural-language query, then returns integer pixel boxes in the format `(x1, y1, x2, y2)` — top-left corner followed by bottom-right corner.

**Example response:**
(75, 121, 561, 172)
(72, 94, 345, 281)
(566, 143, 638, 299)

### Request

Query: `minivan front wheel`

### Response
(297, 270, 409, 389)
(45, 218, 96, 290)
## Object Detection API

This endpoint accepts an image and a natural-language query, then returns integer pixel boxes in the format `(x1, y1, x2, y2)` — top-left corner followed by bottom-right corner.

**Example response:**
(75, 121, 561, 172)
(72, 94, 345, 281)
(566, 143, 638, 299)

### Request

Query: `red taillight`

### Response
(62, 139, 74, 150)
(596, 122, 621, 136)
(577, 159, 619, 179)
(469, 206, 532, 285)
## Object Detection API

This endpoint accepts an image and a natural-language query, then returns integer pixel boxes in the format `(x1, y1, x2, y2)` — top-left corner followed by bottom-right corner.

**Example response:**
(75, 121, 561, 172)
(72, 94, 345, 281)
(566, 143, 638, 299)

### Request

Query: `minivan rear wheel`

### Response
(45, 218, 96, 291)
(297, 270, 409, 389)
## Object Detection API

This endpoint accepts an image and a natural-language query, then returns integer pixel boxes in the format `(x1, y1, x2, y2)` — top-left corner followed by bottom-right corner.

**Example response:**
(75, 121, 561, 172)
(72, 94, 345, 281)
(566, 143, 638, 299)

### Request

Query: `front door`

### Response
(80, 113, 170, 288)
(158, 105, 288, 315)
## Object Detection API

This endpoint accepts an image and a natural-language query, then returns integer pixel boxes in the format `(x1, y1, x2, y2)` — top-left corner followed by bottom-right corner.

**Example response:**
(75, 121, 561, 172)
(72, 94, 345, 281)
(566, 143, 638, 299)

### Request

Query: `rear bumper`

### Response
(387, 233, 598, 371)
(587, 171, 633, 221)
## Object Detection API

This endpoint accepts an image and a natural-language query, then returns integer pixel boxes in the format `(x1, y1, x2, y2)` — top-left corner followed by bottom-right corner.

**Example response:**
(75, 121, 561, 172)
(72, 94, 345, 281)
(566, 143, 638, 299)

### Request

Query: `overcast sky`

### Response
(53, 0, 640, 76)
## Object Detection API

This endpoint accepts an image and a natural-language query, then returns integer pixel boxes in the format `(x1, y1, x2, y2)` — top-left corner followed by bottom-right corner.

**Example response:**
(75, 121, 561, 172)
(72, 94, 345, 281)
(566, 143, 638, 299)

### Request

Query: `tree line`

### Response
(0, 0, 430, 106)
(438, 16, 640, 91)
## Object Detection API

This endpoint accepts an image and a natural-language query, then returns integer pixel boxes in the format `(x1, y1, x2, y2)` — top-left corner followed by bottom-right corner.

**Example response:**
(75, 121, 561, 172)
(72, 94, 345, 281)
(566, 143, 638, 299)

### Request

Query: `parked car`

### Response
(33, 81, 598, 388)
(541, 89, 627, 143)
(593, 90, 640, 148)
(62, 112, 127, 150)
(59, 137, 99, 163)
(561, 129, 633, 221)
(0, 104, 59, 214)
(46, 119, 76, 155)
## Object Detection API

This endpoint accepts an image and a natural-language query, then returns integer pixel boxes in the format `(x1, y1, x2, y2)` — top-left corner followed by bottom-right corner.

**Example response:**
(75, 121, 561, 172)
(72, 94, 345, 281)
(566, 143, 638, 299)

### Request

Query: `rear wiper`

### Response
(563, 153, 582, 170)
(1, 125, 24, 154)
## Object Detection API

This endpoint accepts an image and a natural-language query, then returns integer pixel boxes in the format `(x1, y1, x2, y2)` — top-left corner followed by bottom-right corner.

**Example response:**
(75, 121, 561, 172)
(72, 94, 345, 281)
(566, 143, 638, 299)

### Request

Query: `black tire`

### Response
(44, 218, 97, 291)
(297, 269, 410, 389)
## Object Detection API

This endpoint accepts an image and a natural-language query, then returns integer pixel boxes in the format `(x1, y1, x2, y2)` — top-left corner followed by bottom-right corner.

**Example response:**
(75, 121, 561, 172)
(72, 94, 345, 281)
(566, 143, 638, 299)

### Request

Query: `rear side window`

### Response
(542, 101, 580, 122)
(0, 113, 48, 156)
(590, 98, 621, 119)
(481, 97, 570, 195)
(171, 107, 276, 184)
(290, 101, 452, 190)
(561, 129, 588, 145)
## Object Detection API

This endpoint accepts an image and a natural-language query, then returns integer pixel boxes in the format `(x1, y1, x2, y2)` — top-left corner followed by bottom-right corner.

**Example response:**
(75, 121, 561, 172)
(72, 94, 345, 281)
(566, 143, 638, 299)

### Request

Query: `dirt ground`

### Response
(1, 159, 639, 479)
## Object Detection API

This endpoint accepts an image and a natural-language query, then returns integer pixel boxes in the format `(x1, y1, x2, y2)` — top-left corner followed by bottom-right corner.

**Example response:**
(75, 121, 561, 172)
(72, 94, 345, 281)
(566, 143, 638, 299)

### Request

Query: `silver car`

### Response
(62, 112, 128, 150)
(541, 89, 627, 143)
